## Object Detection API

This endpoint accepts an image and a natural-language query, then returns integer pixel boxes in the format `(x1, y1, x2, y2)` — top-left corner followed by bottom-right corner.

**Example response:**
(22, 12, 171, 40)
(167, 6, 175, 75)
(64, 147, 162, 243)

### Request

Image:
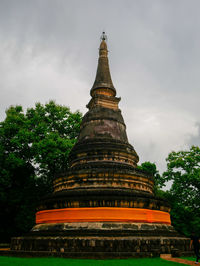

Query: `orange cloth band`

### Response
(36, 207, 171, 225)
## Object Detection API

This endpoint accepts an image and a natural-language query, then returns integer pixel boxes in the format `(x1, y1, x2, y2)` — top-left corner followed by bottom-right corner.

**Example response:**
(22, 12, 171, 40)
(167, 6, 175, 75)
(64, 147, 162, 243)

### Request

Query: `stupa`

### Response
(11, 33, 190, 257)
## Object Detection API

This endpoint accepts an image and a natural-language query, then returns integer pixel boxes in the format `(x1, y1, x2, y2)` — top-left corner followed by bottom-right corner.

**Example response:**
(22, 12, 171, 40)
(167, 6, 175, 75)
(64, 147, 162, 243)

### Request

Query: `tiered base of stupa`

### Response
(10, 165, 190, 257)
(11, 221, 190, 258)
(11, 186, 190, 257)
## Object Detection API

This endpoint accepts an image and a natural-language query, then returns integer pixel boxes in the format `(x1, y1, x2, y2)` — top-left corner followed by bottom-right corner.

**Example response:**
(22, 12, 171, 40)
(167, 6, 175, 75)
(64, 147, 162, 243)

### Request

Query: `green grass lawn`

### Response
(0, 256, 192, 266)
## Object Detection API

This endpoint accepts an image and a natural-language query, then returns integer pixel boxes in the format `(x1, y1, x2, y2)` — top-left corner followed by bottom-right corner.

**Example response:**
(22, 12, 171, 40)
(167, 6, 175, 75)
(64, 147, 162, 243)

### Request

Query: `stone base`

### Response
(4, 250, 194, 259)
(10, 222, 190, 257)
(31, 222, 177, 236)
(11, 236, 190, 257)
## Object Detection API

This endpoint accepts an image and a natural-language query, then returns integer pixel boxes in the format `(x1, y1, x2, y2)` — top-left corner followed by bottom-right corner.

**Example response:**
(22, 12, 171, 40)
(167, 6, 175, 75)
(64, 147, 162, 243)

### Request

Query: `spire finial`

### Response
(99, 32, 108, 58)
(100, 31, 107, 42)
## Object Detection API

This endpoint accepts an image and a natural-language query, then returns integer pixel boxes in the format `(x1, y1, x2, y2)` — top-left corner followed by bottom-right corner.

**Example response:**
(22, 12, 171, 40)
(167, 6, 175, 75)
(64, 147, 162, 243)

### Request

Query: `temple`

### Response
(11, 33, 189, 257)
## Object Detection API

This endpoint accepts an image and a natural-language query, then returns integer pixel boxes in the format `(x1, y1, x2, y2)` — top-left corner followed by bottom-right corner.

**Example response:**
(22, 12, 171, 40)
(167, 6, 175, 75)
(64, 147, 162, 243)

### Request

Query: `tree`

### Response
(26, 101, 82, 187)
(137, 161, 164, 195)
(0, 101, 82, 242)
(161, 146, 200, 236)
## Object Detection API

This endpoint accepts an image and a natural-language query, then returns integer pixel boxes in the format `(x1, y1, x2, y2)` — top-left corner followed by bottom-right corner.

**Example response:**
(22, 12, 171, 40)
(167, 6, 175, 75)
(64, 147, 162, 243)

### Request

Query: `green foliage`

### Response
(26, 101, 82, 186)
(0, 101, 82, 241)
(138, 161, 158, 176)
(137, 161, 164, 195)
(161, 146, 200, 236)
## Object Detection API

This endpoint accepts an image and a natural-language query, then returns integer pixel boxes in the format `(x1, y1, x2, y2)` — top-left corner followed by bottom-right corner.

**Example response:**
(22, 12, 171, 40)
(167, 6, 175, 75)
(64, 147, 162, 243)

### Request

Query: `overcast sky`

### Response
(0, 0, 200, 173)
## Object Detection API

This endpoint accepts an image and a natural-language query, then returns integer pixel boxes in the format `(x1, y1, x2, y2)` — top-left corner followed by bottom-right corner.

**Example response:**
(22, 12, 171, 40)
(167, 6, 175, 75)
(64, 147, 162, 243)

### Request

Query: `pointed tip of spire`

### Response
(90, 33, 116, 96)
(99, 32, 108, 57)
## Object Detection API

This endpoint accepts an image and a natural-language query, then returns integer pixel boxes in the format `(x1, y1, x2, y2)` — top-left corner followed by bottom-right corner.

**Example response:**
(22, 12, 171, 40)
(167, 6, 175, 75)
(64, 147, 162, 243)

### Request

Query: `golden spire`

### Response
(91, 32, 116, 96)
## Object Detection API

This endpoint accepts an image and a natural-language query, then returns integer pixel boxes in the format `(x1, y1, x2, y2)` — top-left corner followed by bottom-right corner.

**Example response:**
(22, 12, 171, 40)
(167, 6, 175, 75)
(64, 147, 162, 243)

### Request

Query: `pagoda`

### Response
(11, 33, 190, 257)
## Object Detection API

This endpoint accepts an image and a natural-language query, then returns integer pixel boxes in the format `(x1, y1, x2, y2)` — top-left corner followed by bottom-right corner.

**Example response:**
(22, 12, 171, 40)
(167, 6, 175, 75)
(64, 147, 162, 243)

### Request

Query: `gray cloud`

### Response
(0, 0, 199, 172)
(187, 123, 200, 147)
